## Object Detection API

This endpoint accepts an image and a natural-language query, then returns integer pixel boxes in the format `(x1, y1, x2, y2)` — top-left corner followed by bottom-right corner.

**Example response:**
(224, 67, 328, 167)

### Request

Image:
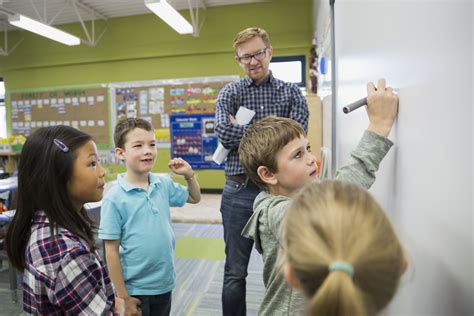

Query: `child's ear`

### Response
(283, 263, 301, 289)
(115, 147, 125, 161)
(257, 166, 278, 186)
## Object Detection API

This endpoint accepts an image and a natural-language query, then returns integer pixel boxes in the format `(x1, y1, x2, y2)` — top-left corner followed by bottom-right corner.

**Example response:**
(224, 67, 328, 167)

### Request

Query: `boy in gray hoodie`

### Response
(239, 79, 398, 315)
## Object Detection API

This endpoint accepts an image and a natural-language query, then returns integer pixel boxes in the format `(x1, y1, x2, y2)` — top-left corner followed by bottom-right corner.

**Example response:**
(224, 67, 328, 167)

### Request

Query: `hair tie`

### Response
(328, 261, 354, 277)
(53, 138, 69, 153)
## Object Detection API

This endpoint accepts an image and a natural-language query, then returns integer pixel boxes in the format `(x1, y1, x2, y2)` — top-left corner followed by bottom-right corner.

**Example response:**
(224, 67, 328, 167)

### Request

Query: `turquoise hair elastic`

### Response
(328, 261, 354, 277)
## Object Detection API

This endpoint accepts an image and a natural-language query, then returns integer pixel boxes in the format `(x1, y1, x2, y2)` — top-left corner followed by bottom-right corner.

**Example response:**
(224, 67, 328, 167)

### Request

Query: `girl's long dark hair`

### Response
(6, 126, 97, 270)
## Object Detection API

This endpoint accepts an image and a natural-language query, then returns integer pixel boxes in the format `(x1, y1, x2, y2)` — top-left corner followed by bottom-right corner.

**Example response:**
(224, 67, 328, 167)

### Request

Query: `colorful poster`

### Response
(170, 114, 223, 170)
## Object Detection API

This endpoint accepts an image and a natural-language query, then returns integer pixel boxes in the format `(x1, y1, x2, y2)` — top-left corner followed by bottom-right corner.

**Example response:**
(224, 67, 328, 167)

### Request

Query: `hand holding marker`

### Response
(343, 89, 398, 114)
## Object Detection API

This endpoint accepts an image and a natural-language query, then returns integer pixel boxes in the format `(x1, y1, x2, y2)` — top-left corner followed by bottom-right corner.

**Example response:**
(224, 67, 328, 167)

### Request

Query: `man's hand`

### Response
(229, 114, 237, 125)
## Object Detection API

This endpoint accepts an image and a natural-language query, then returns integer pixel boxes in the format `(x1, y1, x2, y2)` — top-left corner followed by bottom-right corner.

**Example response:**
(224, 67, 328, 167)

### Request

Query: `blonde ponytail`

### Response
(308, 271, 366, 316)
(281, 180, 404, 316)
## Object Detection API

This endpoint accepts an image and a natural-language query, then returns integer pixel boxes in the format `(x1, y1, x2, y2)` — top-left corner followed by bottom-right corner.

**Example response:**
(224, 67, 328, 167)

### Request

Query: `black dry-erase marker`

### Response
(342, 97, 367, 114)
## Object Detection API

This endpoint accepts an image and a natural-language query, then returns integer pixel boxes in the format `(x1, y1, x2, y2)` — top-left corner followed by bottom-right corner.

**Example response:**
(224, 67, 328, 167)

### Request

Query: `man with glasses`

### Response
(215, 27, 308, 316)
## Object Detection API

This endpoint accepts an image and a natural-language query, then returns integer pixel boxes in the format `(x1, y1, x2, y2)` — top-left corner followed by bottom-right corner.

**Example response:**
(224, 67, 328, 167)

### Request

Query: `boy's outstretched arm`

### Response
(366, 78, 399, 137)
(168, 158, 201, 204)
(334, 78, 398, 189)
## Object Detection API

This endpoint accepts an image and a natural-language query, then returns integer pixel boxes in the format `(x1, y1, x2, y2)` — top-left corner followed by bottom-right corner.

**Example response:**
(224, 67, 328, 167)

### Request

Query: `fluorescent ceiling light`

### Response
(8, 14, 81, 46)
(145, 0, 193, 35)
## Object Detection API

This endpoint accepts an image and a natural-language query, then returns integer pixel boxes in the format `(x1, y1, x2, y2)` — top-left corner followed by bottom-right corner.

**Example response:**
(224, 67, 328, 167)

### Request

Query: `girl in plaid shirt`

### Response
(6, 126, 121, 315)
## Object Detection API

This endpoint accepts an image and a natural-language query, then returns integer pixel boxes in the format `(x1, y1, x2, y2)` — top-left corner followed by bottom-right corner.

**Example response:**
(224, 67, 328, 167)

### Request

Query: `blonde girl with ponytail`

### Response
(281, 180, 406, 316)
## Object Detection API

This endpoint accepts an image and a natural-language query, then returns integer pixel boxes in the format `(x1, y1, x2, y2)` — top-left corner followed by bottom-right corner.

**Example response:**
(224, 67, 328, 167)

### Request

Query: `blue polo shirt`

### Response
(98, 173, 188, 295)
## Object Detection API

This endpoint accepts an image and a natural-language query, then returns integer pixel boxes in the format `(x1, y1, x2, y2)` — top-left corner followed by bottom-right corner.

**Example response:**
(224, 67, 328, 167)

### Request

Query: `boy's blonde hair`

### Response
(239, 116, 305, 190)
(233, 27, 272, 54)
(114, 118, 154, 149)
(281, 180, 404, 316)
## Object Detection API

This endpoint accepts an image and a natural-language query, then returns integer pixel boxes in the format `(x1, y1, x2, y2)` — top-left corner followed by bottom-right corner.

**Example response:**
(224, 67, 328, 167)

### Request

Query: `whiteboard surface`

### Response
(333, 1, 472, 314)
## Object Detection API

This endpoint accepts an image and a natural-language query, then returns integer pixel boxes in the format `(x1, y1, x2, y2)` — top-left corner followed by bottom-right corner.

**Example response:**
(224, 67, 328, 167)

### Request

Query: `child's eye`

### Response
(307, 146, 312, 153)
(133, 144, 142, 148)
(90, 161, 98, 167)
(295, 152, 302, 158)
(150, 143, 156, 147)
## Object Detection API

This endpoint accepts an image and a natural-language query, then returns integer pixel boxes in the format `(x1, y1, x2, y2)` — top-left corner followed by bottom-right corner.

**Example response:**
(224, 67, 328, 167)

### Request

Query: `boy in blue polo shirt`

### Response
(99, 118, 201, 316)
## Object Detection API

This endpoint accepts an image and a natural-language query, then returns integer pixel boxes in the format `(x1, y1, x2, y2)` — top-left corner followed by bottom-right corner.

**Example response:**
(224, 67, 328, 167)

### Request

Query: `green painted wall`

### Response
(0, 0, 313, 188)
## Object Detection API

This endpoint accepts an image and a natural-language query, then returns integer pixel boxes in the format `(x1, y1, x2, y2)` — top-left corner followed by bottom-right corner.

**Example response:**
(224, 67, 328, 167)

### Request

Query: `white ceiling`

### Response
(0, 0, 263, 25)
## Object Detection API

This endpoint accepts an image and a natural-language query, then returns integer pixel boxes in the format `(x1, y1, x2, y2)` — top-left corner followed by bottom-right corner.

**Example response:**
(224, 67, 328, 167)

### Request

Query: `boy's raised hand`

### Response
(366, 78, 399, 137)
(168, 157, 194, 179)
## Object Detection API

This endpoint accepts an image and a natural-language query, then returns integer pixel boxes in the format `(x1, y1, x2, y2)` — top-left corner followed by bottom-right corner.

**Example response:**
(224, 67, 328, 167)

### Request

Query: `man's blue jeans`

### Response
(220, 178, 261, 316)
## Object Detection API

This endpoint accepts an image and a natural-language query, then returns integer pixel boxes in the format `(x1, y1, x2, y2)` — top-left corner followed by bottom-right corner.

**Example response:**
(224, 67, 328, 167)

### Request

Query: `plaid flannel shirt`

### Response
(215, 73, 309, 176)
(22, 211, 115, 315)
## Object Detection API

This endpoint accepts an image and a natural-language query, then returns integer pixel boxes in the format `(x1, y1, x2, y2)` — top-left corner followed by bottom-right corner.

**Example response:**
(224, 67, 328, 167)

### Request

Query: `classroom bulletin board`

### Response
(6, 76, 239, 166)
(9, 86, 110, 146)
(110, 76, 239, 144)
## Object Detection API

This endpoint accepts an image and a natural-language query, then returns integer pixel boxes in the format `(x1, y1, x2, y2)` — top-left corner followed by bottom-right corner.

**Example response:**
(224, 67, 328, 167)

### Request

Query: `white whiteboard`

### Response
(331, 0, 472, 314)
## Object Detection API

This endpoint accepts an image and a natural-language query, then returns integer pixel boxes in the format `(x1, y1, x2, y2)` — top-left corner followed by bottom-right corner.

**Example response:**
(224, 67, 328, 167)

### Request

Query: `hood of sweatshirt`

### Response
(241, 191, 291, 255)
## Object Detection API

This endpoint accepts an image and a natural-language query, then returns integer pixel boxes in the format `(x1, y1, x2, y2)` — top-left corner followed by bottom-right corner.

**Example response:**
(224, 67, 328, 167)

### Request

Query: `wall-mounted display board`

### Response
(110, 76, 239, 145)
(170, 114, 222, 170)
(8, 85, 110, 146)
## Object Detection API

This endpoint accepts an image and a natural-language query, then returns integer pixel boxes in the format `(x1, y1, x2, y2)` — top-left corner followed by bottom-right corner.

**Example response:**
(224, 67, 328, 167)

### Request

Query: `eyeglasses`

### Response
(237, 47, 268, 64)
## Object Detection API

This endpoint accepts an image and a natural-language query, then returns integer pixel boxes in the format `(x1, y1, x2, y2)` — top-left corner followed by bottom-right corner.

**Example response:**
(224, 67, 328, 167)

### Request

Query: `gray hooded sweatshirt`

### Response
(242, 130, 393, 315)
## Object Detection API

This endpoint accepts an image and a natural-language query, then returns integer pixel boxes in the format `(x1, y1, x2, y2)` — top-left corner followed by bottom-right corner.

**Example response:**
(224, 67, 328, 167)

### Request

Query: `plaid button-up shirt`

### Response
(215, 73, 309, 176)
(22, 211, 116, 315)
